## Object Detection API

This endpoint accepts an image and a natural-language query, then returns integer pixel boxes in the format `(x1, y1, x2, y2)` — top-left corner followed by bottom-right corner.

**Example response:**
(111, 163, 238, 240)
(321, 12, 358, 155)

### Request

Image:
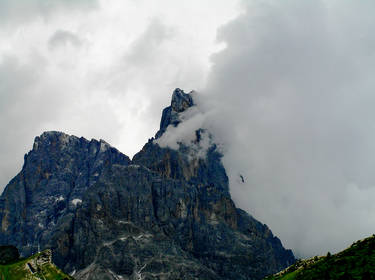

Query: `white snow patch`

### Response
(71, 199, 82, 206)
(103, 233, 153, 247)
(118, 220, 132, 224)
(100, 140, 109, 152)
(70, 269, 76, 276)
(135, 263, 147, 280)
(103, 235, 128, 246)
(55, 195, 64, 202)
(108, 269, 124, 280)
(59, 133, 70, 145)
(208, 212, 219, 225)
(134, 234, 153, 241)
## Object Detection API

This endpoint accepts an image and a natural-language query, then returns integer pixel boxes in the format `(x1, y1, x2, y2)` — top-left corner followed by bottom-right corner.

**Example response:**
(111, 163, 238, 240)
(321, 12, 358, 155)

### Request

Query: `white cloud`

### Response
(0, 0, 240, 189)
(0, 0, 98, 24)
(155, 102, 215, 159)
(48, 30, 82, 50)
(201, 0, 375, 257)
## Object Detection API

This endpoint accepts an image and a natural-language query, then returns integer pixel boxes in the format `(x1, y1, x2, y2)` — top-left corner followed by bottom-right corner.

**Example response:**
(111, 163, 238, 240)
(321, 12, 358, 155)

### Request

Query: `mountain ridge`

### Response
(0, 88, 295, 279)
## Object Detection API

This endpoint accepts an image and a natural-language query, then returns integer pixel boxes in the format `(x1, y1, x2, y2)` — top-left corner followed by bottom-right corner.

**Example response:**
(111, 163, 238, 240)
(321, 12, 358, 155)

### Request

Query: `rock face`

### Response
(0, 88, 295, 279)
(155, 88, 194, 139)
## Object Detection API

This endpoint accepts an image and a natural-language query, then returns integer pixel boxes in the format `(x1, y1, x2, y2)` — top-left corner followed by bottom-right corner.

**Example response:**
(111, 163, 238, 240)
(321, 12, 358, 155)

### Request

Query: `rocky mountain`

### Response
(0, 248, 73, 280)
(0, 88, 295, 279)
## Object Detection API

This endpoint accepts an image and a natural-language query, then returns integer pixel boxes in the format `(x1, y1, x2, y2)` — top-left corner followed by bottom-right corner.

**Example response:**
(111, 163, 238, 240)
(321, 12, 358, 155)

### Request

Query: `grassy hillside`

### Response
(0, 249, 73, 280)
(265, 235, 375, 280)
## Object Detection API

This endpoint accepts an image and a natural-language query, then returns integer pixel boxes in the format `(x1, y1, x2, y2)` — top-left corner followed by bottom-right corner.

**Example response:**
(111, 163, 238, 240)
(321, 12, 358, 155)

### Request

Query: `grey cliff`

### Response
(0, 88, 294, 279)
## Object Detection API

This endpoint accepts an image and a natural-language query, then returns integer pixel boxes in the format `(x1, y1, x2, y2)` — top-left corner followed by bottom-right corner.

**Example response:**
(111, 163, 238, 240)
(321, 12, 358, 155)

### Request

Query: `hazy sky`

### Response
(0, 0, 240, 187)
(2, 0, 375, 258)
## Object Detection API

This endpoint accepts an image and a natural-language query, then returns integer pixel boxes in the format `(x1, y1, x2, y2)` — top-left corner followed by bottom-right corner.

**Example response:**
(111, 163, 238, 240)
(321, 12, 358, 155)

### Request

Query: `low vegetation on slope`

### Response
(265, 235, 375, 280)
(0, 249, 73, 280)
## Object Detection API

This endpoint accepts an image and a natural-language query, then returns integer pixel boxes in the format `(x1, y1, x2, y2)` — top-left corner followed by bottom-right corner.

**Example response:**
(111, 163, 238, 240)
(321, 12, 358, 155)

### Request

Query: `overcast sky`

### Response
(0, 0, 240, 186)
(2, 0, 375, 258)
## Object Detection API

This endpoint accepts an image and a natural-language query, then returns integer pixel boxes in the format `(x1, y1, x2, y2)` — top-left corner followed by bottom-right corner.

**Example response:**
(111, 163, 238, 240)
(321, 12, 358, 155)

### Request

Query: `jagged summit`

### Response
(155, 88, 194, 139)
(171, 88, 194, 112)
(33, 131, 76, 151)
(33, 131, 113, 152)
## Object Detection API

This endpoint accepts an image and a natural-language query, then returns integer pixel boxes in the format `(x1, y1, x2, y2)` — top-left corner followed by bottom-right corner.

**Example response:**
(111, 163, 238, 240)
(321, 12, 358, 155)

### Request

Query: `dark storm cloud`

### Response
(201, 0, 375, 256)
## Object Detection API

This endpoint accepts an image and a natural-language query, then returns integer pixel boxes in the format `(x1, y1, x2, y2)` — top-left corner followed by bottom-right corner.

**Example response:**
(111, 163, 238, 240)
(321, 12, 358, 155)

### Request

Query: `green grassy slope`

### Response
(0, 250, 73, 280)
(265, 235, 375, 280)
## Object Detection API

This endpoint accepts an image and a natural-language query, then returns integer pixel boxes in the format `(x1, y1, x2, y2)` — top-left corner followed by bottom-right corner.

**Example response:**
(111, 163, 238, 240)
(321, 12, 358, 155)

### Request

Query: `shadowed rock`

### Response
(0, 89, 295, 279)
(155, 88, 194, 139)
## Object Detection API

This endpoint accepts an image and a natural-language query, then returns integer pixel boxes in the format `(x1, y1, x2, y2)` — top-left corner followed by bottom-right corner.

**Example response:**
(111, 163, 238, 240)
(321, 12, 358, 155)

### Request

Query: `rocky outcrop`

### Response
(0, 89, 295, 279)
(0, 132, 130, 263)
(155, 88, 194, 139)
(0, 249, 73, 280)
(26, 249, 52, 272)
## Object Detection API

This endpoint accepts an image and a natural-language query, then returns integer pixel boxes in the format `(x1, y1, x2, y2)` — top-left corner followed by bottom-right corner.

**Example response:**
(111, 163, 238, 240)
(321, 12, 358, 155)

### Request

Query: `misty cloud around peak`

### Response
(0, 0, 237, 190)
(200, 0, 375, 257)
(154, 89, 216, 160)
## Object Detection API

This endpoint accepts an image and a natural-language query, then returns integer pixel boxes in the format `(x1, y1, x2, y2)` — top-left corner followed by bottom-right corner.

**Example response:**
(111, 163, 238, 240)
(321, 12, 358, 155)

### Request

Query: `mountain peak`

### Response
(171, 88, 194, 113)
(32, 131, 115, 154)
(155, 88, 194, 139)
